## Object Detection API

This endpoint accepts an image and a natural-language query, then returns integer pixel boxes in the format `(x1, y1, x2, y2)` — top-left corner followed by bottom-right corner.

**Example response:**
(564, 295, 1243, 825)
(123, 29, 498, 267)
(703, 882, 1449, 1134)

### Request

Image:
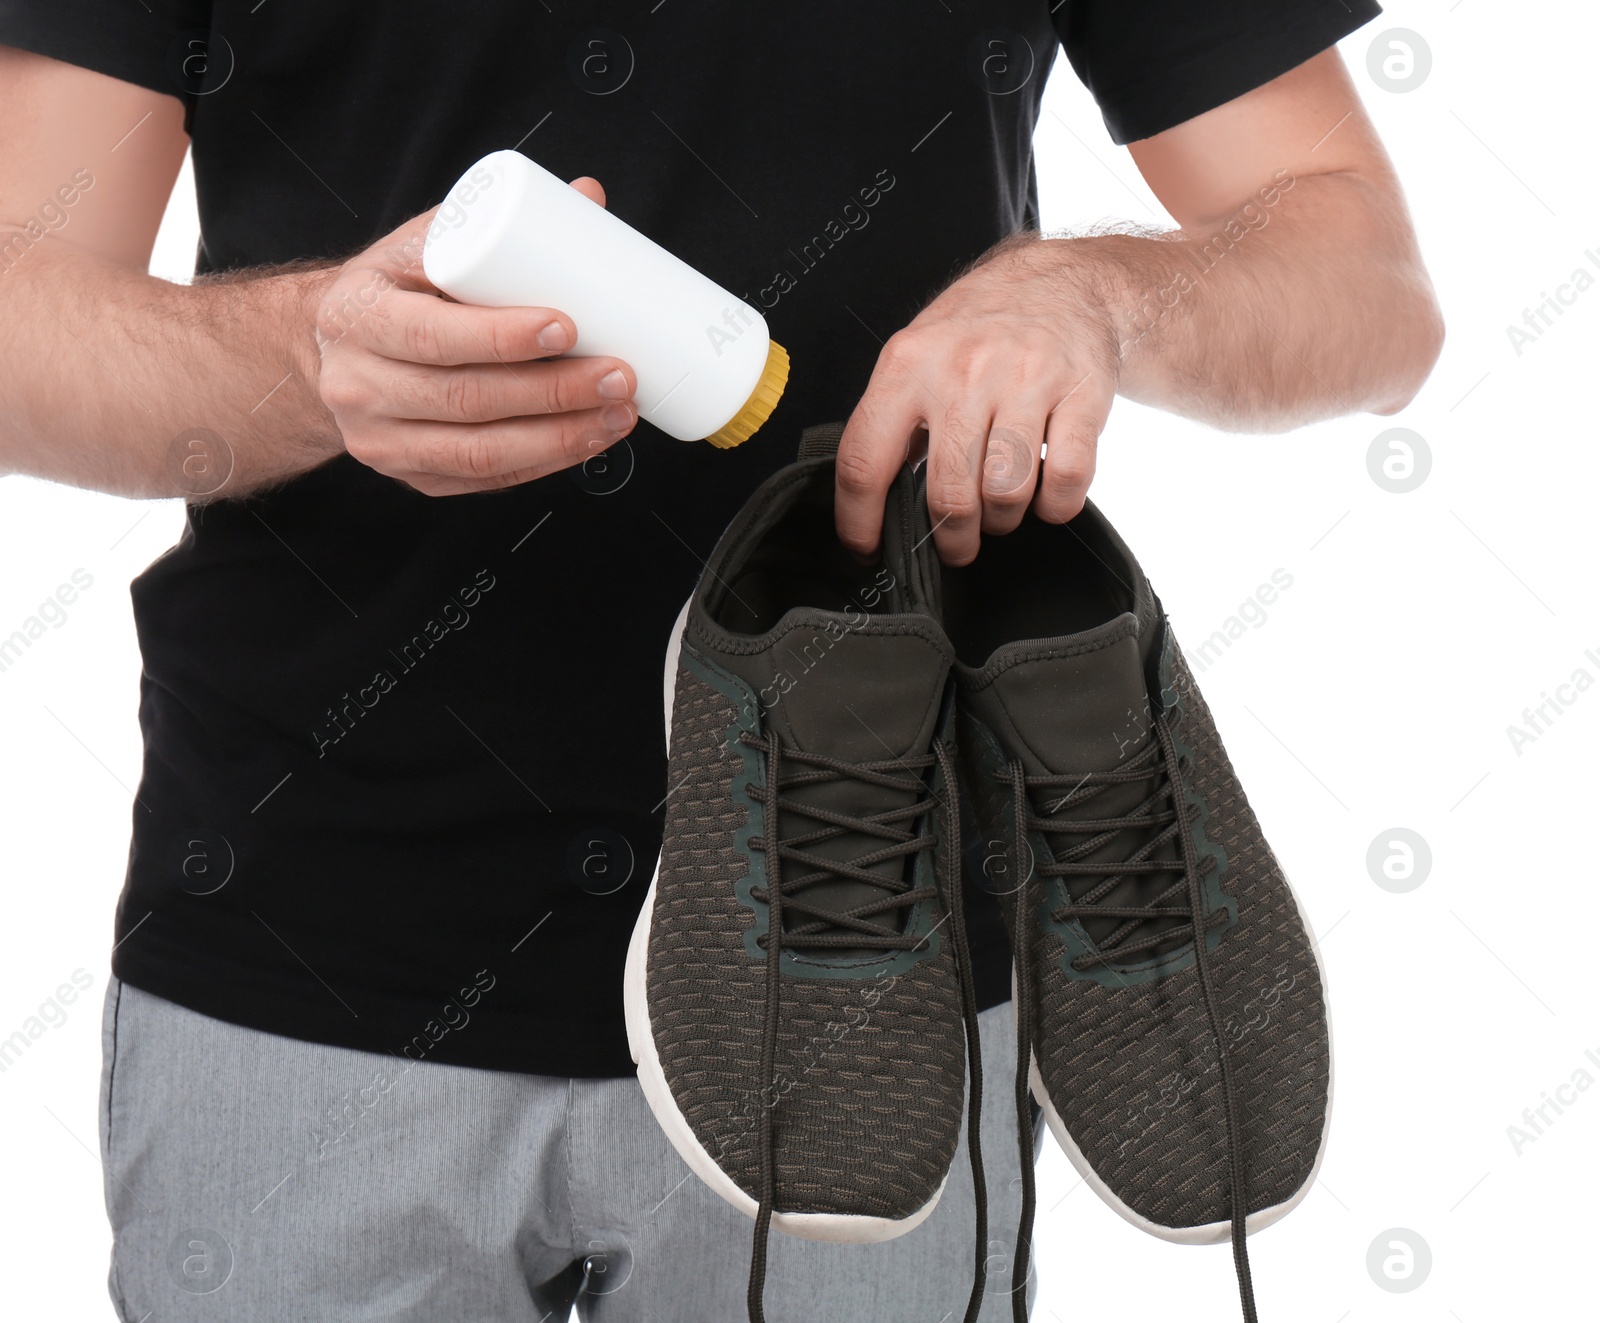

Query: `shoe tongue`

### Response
(977, 618, 1152, 776)
(706, 613, 951, 955)
(754, 614, 948, 756)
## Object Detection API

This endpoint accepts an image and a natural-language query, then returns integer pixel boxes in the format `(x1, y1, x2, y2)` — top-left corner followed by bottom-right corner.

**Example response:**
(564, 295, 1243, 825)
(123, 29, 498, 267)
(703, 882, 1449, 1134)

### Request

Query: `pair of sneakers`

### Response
(624, 423, 1332, 1323)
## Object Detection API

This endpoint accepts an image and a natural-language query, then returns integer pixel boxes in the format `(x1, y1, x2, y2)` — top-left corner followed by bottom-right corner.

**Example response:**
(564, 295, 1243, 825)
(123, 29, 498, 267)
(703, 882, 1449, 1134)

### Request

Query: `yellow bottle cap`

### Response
(704, 340, 790, 450)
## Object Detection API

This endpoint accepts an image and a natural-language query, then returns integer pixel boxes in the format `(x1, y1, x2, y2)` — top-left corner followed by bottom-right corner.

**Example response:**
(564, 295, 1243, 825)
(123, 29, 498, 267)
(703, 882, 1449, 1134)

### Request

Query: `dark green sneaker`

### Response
(625, 433, 988, 1320)
(945, 500, 1332, 1322)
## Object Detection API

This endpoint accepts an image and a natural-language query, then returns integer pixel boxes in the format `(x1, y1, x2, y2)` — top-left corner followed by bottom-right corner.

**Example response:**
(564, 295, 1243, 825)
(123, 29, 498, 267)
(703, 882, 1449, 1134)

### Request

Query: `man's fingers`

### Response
(1034, 392, 1109, 524)
(325, 195, 641, 496)
(335, 290, 581, 368)
(569, 176, 606, 207)
(351, 406, 636, 489)
(835, 396, 923, 557)
(364, 353, 636, 425)
(924, 407, 989, 566)
(979, 421, 1043, 536)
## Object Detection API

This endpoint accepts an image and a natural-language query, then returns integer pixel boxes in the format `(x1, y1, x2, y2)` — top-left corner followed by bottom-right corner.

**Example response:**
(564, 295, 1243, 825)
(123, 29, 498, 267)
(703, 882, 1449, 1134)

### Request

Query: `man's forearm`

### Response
(1062, 168, 1444, 431)
(0, 233, 340, 499)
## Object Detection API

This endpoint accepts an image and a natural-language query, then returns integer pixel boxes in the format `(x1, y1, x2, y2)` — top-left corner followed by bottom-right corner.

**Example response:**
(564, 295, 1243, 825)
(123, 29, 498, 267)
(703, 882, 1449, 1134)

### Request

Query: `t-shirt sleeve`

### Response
(0, 0, 212, 124)
(1053, 0, 1383, 144)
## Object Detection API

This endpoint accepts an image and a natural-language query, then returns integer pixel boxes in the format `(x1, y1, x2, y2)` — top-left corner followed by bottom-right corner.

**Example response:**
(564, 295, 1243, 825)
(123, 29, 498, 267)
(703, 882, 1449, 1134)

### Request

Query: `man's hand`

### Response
(0, 50, 643, 504)
(314, 180, 638, 497)
(834, 238, 1117, 566)
(835, 50, 1443, 566)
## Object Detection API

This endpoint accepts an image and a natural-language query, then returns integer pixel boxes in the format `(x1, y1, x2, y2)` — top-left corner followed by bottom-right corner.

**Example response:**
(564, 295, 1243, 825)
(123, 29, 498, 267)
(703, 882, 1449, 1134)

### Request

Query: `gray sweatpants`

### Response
(97, 978, 1033, 1321)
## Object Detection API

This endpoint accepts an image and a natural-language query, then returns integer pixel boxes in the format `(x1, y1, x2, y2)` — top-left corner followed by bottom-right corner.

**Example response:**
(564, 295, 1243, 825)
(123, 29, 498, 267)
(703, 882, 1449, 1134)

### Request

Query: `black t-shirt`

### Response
(0, 0, 1379, 1076)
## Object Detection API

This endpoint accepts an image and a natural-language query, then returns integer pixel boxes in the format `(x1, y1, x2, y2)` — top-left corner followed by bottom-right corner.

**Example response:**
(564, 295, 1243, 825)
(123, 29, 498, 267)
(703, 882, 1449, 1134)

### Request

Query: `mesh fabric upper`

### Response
(646, 660, 967, 1220)
(1018, 643, 1331, 1228)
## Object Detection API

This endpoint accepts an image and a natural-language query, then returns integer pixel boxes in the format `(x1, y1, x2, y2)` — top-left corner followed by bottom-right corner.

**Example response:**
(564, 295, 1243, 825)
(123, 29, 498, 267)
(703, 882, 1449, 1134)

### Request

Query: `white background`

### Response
(1, 5, 1592, 1320)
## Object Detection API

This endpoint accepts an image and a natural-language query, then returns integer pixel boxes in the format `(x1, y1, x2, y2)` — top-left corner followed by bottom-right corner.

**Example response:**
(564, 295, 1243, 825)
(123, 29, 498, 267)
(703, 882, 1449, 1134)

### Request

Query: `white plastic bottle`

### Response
(422, 150, 788, 450)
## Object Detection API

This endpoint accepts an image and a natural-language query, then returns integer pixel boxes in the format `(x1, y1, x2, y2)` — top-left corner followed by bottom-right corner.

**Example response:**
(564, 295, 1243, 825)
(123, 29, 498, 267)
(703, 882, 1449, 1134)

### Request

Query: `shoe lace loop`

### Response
(1010, 739, 1225, 972)
(736, 730, 940, 952)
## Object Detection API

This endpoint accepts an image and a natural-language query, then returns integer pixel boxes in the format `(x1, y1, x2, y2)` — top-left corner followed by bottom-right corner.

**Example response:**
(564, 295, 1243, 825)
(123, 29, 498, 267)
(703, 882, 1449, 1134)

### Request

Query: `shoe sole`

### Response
(1016, 865, 1335, 1246)
(623, 596, 945, 1245)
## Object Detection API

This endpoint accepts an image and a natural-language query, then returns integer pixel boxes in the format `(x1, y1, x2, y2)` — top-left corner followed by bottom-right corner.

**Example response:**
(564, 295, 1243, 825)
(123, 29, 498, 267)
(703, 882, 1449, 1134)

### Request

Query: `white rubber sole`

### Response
(623, 596, 944, 1245)
(1019, 865, 1335, 1246)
